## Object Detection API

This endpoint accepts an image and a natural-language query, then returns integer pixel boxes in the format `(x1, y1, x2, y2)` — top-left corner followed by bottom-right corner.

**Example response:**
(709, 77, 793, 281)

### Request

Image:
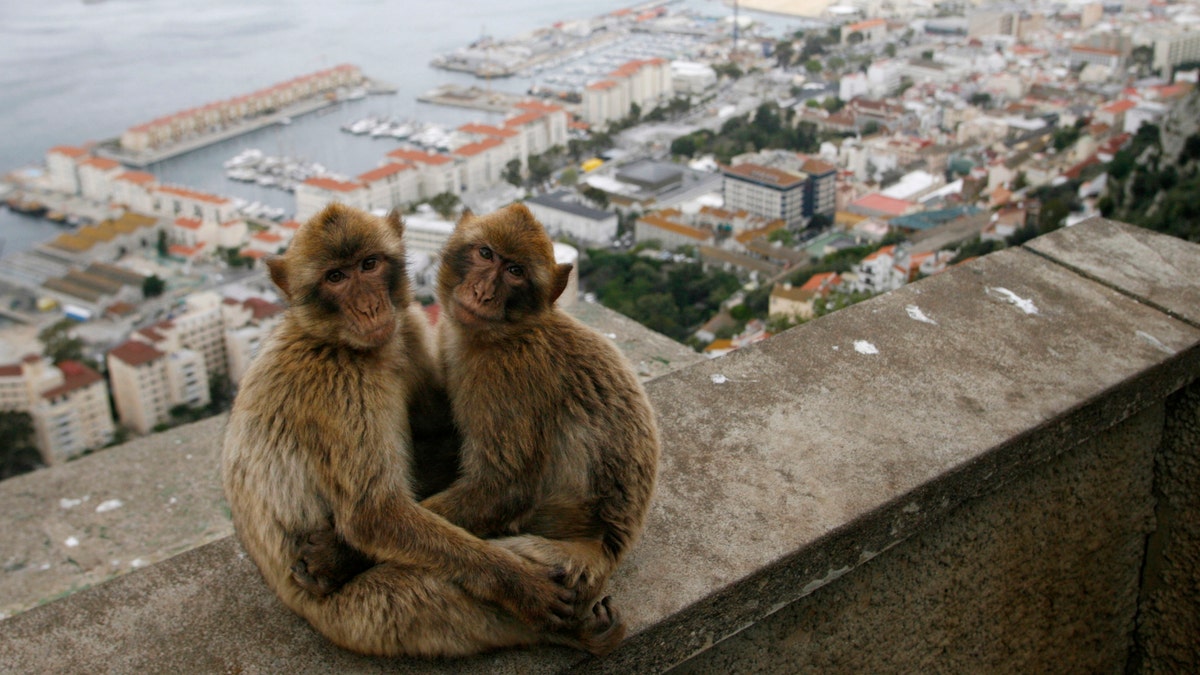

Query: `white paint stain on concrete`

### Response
(801, 566, 852, 596)
(95, 499, 123, 513)
(905, 305, 937, 325)
(1136, 330, 1176, 355)
(64, 536, 79, 548)
(711, 373, 728, 384)
(854, 340, 879, 355)
(987, 287, 1039, 314)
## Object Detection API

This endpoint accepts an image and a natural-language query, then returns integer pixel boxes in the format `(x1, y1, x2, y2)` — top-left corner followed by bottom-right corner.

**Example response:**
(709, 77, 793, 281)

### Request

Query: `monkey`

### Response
(291, 204, 659, 657)
(420, 202, 661, 624)
(220, 202, 619, 658)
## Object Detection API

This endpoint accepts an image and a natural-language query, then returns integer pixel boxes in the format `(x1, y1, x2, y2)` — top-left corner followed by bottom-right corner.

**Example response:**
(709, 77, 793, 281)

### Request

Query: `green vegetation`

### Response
(670, 102, 819, 164)
(427, 192, 461, 219)
(580, 249, 741, 343)
(142, 274, 166, 298)
(0, 411, 42, 480)
(1100, 123, 1200, 242)
(38, 319, 97, 370)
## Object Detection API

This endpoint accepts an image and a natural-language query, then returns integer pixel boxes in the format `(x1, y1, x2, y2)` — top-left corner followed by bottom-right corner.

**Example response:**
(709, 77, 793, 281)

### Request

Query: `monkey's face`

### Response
(270, 203, 410, 349)
(438, 204, 557, 330)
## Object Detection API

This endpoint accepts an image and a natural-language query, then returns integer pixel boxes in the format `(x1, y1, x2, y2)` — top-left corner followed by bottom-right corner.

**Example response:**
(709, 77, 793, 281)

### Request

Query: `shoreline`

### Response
(728, 0, 836, 20)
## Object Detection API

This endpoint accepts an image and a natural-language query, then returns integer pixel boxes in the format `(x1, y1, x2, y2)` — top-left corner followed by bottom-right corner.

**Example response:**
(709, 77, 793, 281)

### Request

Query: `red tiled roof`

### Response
(302, 176, 364, 193)
(243, 297, 284, 320)
(49, 145, 89, 158)
(41, 360, 103, 400)
(175, 217, 203, 230)
(452, 137, 505, 157)
(386, 148, 452, 166)
(109, 340, 164, 366)
(723, 162, 806, 189)
(155, 185, 231, 204)
(79, 157, 121, 171)
(459, 123, 518, 138)
(115, 170, 156, 185)
(357, 162, 413, 183)
(850, 193, 915, 217)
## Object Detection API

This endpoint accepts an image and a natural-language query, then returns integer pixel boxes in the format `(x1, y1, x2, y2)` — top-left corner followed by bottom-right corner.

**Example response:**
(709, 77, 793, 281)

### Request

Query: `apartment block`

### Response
(0, 355, 116, 463)
(582, 58, 673, 128)
(722, 163, 809, 228)
(107, 340, 209, 435)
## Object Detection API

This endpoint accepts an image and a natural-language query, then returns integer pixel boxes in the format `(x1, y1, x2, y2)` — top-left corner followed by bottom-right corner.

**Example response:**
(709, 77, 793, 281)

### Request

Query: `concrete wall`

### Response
(0, 218, 1197, 673)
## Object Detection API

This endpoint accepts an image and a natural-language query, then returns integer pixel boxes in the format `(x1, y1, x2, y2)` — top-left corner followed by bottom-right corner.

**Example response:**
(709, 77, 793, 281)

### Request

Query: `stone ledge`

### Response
(2, 219, 1199, 673)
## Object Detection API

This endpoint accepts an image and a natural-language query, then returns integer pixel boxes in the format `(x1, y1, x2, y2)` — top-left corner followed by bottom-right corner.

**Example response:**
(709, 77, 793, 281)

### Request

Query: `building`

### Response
(0, 355, 116, 463)
(107, 339, 210, 435)
(524, 190, 618, 245)
(294, 177, 369, 222)
(769, 272, 842, 321)
(582, 58, 673, 127)
(357, 162, 421, 213)
(77, 156, 124, 203)
(842, 18, 889, 45)
(222, 297, 285, 385)
(111, 171, 158, 213)
(46, 146, 89, 194)
(385, 148, 460, 200)
(635, 211, 713, 250)
(151, 185, 238, 224)
(722, 162, 809, 227)
(452, 137, 508, 194)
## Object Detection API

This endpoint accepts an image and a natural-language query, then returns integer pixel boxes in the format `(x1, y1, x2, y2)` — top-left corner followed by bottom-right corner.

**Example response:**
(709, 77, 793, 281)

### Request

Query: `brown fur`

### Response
(221, 203, 614, 657)
(423, 203, 661, 649)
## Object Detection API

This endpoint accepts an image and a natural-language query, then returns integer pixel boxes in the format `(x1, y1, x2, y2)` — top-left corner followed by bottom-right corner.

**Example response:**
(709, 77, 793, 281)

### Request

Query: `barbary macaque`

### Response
(425, 203, 660, 628)
(221, 203, 615, 657)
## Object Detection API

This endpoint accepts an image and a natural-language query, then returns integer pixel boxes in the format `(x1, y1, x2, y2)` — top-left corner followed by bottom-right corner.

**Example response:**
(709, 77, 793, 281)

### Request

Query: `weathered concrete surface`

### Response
(0, 302, 701, 620)
(1136, 381, 1200, 672)
(1, 221, 1198, 673)
(1025, 216, 1200, 327)
(669, 401, 1161, 673)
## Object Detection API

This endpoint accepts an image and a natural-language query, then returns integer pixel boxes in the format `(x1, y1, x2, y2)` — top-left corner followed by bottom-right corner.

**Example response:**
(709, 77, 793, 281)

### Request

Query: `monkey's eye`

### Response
(506, 264, 524, 277)
(361, 257, 378, 271)
(325, 269, 346, 284)
(479, 246, 493, 260)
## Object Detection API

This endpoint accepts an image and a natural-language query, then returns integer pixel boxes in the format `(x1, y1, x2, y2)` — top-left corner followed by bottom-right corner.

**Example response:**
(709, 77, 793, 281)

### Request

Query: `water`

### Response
(0, 0, 800, 251)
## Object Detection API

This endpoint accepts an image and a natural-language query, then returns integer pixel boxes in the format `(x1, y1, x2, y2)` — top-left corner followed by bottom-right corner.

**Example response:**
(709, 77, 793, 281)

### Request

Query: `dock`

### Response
(417, 84, 580, 116)
(95, 77, 397, 168)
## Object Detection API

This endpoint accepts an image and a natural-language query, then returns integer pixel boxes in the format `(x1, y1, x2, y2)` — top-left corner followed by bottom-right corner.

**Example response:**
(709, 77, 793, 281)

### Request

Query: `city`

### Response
(2, 0, 1198, 474)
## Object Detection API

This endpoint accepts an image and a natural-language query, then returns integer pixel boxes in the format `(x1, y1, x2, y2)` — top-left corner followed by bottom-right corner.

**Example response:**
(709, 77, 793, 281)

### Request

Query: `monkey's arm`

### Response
(421, 412, 551, 536)
(320, 450, 574, 627)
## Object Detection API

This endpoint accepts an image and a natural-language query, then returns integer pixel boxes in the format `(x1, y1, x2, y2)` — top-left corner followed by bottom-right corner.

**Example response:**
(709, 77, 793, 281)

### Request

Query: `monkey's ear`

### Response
(266, 256, 291, 301)
(386, 209, 405, 239)
(549, 263, 573, 305)
(453, 209, 474, 230)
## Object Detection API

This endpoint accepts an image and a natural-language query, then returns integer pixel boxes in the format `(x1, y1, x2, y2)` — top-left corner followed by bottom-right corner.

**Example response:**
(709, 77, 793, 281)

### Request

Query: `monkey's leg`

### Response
(490, 535, 627, 656)
(293, 561, 542, 658)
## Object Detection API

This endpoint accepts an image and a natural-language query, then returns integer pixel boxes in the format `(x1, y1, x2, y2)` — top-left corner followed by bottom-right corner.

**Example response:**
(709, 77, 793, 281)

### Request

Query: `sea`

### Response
(0, 0, 809, 256)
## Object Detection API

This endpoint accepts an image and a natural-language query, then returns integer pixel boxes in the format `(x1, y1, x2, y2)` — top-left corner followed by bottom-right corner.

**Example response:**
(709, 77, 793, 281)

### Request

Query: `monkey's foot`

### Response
(560, 596, 626, 657)
(290, 529, 373, 596)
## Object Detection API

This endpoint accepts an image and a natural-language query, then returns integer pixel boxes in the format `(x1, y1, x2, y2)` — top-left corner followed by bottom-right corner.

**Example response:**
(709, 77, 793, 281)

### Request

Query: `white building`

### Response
(0, 355, 116, 463)
(46, 146, 88, 194)
(108, 339, 210, 435)
(582, 58, 673, 128)
(152, 184, 238, 224)
(294, 177, 369, 222)
(358, 162, 421, 213)
(671, 61, 718, 95)
(111, 171, 158, 213)
(221, 296, 285, 385)
(77, 156, 124, 203)
(524, 190, 618, 245)
(385, 149, 461, 200)
(722, 162, 809, 227)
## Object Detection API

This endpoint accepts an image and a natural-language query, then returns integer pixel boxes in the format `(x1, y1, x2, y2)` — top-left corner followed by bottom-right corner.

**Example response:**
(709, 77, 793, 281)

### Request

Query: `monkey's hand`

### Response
(485, 553, 579, 629)
(290, 528, 374, 596)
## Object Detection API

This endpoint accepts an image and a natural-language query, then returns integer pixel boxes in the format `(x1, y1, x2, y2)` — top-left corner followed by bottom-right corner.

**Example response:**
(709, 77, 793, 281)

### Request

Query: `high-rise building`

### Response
(0, 355, 116, 463)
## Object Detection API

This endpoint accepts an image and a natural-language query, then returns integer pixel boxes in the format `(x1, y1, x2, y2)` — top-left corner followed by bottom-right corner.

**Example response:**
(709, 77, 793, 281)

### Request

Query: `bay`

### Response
(0, 0, 804, 252)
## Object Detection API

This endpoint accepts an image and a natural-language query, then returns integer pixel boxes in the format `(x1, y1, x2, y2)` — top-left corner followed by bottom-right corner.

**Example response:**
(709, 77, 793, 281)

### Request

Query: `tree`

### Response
(38, 319, 87, 365)
(503, 159, 522, 187)
(670, 135, 697, 158)
(527, 155, 554, 186)
(559, 167, 579, 187)
(969, 92, 992, 109)
(0, 411, 41, 480)
(775, 39, 795, 68)
(428, 192, 460, 219)
(157, 230, 169, 257)
(804, 59, 822, 75)
(143, 274, 166, 298)
(581, 186, 609, 209)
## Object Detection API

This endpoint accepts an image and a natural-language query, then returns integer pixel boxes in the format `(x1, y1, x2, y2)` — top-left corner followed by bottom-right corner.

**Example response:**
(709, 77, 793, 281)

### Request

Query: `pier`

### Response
(95, 77, 397, 168)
